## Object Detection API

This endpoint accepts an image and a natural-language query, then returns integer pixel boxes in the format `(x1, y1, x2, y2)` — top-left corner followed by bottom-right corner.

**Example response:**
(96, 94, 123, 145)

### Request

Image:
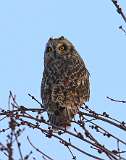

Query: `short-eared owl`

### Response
(41, 36, 90, 129)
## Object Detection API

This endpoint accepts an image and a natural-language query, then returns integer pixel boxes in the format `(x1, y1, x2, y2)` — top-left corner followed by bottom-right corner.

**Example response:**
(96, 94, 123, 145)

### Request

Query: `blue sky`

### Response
(0, 1, 126, 159)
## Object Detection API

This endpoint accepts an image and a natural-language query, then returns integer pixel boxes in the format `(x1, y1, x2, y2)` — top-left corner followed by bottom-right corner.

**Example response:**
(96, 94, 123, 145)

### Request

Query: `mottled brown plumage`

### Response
(41, 36, 90, 129)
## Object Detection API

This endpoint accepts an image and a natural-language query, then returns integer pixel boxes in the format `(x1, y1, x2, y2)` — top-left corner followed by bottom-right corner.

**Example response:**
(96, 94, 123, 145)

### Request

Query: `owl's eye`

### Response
(46, 47, 52, 52)
(59, 45, 65, 51)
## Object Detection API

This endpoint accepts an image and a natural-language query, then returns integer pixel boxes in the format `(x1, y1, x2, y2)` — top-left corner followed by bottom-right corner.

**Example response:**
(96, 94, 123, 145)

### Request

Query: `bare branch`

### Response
(107, 96, 126, 103)
(27, 136, 54, 160)
(111, 0, 126, 23)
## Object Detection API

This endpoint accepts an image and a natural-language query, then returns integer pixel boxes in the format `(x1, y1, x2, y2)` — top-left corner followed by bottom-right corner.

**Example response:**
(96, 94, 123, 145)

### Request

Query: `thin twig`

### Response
(27, 136, 54, 160)
(119, 25, 126, 34)
(14, 131, 23, 160)
(107, 96, 126, 103)
(28, 93, 44, 108)
(111, 0, 126, 23)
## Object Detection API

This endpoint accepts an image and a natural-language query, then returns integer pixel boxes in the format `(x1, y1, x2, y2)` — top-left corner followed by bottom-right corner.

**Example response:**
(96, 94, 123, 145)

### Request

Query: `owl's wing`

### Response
(41, 70, 48, 109)
(80, 67, 90, 102)
(75, 53, 90, 102)
(48, 70, 90, 128)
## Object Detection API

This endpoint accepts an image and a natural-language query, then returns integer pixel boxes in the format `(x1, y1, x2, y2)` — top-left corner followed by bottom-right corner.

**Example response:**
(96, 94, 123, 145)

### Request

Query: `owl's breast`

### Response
(45, 58, 75, 83)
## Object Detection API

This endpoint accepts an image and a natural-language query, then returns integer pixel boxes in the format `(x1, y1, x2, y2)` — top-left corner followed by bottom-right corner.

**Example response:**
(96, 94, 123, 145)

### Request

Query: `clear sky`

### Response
(0, 0, 126, 160)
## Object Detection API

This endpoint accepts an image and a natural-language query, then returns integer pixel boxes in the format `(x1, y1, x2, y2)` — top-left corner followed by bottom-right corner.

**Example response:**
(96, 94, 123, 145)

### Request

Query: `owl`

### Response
(41, 36, 90, 129)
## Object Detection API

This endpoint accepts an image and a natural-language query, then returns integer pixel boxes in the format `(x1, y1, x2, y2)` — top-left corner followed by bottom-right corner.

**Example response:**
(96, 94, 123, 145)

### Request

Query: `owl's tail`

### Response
(48, 107, 75, 129)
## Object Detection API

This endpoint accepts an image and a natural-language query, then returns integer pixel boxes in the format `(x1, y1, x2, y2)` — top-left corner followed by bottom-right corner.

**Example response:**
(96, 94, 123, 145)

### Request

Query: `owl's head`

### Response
(44, 36, 75, 61)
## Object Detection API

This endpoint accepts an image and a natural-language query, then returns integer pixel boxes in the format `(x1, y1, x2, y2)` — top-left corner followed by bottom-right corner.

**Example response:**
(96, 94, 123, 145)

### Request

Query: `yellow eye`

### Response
(46, 47, 52, 52)
(59, 45, 65, 51)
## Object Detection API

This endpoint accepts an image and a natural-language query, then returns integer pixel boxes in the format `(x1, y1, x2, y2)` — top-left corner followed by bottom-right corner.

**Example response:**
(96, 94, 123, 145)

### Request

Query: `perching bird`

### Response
(41, 36, 90, 129)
